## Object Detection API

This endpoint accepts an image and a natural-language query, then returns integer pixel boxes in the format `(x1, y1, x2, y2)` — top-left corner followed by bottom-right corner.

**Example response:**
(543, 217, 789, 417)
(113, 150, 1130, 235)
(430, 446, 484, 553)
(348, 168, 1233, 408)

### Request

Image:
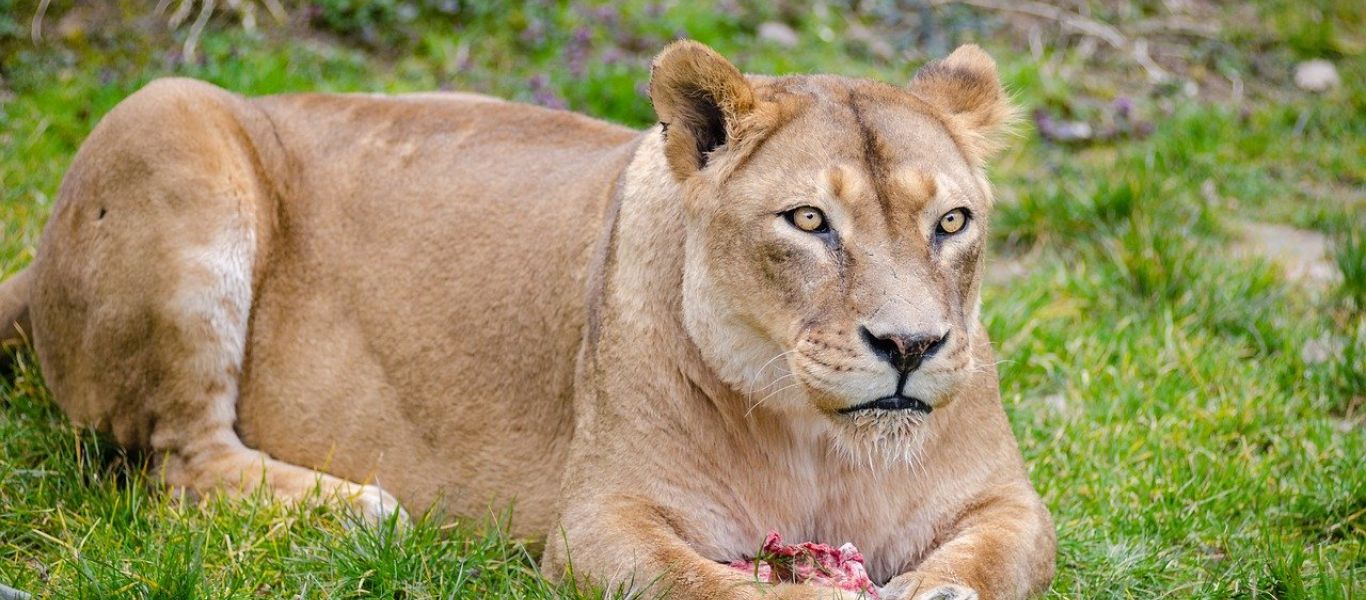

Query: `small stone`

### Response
(1301, 335, 1344, 365)
(758, 22, 800, 48)
(1200, 179, 1221, 206)
(1294, 60, 1340, 93)
(1050, 120, 1092, 142)
(1044, 394, 1068, 414)
(847, 23, 896, 60)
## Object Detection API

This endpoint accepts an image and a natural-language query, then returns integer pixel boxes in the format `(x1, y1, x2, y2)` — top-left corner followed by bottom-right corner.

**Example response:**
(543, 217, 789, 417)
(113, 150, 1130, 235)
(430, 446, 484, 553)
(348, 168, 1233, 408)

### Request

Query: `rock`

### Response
(1033, 109, 1097, 143)
(1044, 393, 1068, 414)
(758, 21, 799, 48)
(1294, 60, 1340, 93)
(1301, 334, 1344, 365)
(846, 22, 896, 61)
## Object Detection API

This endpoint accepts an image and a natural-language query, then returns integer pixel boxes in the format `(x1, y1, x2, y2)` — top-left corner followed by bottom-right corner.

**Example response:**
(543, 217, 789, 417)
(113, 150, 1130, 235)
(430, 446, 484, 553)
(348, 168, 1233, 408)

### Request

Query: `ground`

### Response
(0, 1, 1362, 598)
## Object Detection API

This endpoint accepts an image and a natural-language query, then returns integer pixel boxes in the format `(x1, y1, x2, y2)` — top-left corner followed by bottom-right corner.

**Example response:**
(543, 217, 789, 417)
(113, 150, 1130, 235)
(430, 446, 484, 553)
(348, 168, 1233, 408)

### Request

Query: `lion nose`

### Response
(860, 327, 948, 374)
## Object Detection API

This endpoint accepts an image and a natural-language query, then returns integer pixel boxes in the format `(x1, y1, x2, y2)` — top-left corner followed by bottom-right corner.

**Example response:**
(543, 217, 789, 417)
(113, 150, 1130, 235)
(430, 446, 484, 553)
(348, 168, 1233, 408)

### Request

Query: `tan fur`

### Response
(2, 42, 1054, 599)
(0, 267, 31, 346)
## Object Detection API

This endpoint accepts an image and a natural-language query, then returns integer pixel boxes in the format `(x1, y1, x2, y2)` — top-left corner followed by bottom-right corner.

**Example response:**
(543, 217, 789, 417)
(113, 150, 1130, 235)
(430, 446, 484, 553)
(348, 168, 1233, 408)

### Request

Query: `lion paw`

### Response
(880, 575, 979, 600)
(914, 584, 978, 600)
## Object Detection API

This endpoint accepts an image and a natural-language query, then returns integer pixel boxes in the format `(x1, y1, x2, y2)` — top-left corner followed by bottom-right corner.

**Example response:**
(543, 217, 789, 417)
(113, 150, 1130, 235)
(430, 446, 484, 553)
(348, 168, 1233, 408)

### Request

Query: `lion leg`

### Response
(880, 484, 1055, 600)
(30, 78, 404, 523)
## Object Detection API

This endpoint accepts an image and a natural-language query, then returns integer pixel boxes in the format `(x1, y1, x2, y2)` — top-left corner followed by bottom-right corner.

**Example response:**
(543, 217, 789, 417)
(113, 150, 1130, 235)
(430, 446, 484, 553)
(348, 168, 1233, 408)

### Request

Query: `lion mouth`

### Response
(837, 395, 932, 414)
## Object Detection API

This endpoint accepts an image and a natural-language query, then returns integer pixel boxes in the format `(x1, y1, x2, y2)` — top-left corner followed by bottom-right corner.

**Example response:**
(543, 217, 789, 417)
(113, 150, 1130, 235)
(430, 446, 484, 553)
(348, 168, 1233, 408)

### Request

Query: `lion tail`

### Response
(0, 266, 33, 346)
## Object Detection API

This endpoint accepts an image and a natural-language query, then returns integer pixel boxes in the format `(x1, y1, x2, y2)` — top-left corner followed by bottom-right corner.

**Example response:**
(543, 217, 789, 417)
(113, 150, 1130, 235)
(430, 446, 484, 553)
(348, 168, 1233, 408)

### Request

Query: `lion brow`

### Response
(847, 91, 897, 229)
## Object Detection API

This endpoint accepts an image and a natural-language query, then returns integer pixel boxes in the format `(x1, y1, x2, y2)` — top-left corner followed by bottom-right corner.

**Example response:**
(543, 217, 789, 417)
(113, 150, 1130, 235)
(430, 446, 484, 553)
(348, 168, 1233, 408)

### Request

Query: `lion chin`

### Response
(832, 408, 936, 470)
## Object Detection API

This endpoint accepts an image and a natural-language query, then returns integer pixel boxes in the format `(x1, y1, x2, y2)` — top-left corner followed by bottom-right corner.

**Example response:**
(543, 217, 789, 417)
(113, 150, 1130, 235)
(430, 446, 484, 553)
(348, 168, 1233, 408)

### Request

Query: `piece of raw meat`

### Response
(729, 531, 879, 598)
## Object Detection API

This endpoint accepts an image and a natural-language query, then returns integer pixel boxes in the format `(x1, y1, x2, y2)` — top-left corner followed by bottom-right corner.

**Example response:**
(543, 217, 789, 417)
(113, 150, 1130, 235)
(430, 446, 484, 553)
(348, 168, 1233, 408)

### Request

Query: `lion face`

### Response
(651, 43, 1011, 446)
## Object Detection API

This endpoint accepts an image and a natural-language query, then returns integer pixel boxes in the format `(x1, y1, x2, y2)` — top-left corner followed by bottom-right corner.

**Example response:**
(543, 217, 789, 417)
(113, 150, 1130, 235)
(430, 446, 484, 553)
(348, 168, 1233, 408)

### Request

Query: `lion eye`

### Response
(785, 206, 829, 233)
(937, 208, 969, 235)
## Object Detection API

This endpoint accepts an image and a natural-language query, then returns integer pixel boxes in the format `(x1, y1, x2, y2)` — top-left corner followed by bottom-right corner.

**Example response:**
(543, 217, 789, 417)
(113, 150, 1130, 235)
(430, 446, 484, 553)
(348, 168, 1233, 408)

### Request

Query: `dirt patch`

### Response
(1231, 221, 1341, 289)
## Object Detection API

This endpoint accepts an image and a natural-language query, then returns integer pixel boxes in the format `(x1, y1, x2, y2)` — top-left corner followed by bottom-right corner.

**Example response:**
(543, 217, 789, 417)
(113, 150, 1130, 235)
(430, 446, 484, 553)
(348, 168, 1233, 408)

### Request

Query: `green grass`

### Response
(2, 1, 1363, 598)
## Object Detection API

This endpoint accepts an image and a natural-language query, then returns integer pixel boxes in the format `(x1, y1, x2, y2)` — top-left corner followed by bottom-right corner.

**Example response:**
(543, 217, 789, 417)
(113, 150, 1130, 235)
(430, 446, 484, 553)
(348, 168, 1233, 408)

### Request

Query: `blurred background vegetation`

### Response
(0, 0, 1363, 598)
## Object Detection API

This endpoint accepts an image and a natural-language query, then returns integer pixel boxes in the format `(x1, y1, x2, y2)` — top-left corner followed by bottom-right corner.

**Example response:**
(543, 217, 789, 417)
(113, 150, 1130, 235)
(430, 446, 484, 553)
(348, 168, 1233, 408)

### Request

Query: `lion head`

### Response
(649, 41, 1013, 456)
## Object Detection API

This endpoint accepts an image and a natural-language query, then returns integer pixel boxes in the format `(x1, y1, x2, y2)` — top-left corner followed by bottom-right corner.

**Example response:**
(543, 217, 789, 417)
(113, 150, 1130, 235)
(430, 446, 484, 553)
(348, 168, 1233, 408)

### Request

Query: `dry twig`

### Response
(29, 0, 51, 43)
(0, 582, 30, 600)
(1131, 16, 1221, 40)
(928, 0, 1170, 81)
(157, 0, 288, 61)
(183, 0, 216, 62)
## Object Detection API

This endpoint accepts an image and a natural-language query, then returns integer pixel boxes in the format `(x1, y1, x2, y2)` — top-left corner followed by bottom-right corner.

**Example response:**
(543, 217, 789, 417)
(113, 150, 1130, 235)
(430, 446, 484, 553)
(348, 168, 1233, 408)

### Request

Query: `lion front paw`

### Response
(913, 584, 978, 600)
(880, 573, 978, 600)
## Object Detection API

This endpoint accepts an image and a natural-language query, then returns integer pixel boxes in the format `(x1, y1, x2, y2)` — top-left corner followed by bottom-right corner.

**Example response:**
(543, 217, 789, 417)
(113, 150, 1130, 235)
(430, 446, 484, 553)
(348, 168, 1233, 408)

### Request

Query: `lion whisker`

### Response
(744, 349, 798, 397)
(745, 380, 804, 417)
(750, 372, 796, 396)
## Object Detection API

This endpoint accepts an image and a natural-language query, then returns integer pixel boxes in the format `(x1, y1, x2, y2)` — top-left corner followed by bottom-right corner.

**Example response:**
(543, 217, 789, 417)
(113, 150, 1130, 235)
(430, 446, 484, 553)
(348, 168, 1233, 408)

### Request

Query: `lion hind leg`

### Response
(149, 220, 403, 523)
(34, 78, 404, 524)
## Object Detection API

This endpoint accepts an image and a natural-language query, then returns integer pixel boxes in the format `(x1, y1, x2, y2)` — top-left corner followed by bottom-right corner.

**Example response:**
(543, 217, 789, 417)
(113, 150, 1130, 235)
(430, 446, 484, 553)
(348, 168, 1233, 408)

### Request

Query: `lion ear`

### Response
(649, 40, 756, 180)
(909, 44, 1015, 163)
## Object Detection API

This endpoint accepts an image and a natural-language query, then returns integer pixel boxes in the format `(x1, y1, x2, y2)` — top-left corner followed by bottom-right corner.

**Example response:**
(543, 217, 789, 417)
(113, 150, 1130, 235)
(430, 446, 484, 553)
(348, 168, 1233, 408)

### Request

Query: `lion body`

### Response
(1, 42, 1055, 599)
(28, 79, 631, 535)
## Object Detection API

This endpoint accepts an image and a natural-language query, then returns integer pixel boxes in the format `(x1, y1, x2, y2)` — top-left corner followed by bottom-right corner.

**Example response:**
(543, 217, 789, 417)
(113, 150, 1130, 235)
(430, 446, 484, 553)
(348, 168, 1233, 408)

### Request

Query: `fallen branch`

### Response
(928, 0, 1169, 81)
(157, 0, 288, 61)
(29, 0, 51, 43)
(0, 582, 31, 600)
(1131, 16, 1221, 40)
(183, 0, 216, 62)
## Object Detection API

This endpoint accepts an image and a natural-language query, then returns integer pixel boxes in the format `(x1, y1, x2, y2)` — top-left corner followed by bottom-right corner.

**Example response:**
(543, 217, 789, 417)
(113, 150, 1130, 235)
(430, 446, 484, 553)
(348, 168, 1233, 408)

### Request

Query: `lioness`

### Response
(0, 41, 1054, 598)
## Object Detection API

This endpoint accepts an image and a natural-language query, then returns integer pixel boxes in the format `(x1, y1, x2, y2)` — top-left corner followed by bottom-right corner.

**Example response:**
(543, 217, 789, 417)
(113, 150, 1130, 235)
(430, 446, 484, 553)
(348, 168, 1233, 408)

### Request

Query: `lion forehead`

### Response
(730, 81, 978, 200)
(826, 164, 940, 210)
